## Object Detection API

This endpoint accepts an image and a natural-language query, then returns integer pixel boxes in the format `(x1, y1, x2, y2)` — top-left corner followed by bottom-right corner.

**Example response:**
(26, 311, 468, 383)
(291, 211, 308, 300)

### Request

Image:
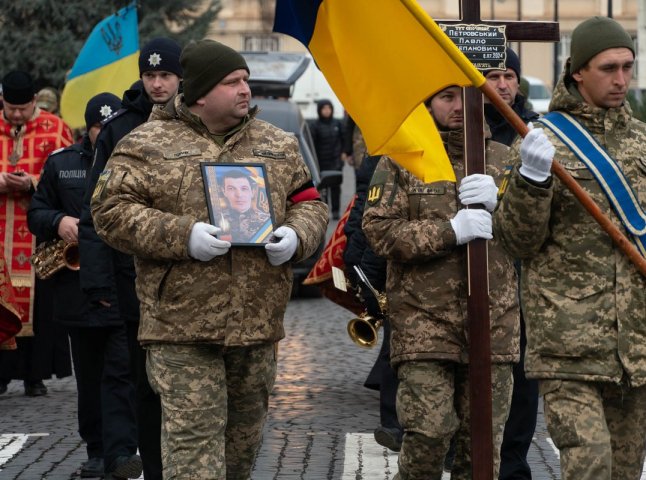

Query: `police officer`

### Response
(494, 17, 646, 479)
(79, 37, 183, 480)
(90, 39, 328, 479)
(363, 85, 519, 479)
(27, 93, 122, 479)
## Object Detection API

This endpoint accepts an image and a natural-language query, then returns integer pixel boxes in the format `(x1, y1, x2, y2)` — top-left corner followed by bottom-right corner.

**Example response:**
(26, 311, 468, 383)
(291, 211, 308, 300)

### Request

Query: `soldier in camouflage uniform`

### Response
(218, 169, 272, 243)
(363, 85, 519, 480)
(91, 40, 328, 479)
(494, 17, 646, 480)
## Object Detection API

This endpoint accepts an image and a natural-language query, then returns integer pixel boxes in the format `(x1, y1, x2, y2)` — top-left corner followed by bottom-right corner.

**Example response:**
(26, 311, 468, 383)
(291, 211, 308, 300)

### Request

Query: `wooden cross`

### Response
(439, 3, 559, 479)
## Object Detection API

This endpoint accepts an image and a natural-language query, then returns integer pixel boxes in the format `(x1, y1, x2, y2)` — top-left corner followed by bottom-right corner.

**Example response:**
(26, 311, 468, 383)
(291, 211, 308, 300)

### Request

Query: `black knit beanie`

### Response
(484, 47, 520, 80)
(181, 40, 249, 106)
(139, 37, 183, 77)
(503, 48, 521, 80)
(84, 92, 121, 130)
(570, 17, 634, 73)
(2, 71, 35, 105)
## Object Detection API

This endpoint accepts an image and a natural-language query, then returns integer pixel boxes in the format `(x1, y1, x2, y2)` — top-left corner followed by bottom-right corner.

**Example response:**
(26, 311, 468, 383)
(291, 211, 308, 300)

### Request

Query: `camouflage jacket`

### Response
(493, 74, 646, 387)
(362, 129, 519, 366)
(91, 96, 328, 346)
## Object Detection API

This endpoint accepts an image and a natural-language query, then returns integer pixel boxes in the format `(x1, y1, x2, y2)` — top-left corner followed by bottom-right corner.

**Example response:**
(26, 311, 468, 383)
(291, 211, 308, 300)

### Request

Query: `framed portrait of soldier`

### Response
(201, 163, 276, 246)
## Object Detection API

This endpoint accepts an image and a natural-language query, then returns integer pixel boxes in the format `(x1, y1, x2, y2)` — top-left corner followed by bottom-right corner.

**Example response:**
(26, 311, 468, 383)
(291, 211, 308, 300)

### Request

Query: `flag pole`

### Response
(400, 0, 646, 277)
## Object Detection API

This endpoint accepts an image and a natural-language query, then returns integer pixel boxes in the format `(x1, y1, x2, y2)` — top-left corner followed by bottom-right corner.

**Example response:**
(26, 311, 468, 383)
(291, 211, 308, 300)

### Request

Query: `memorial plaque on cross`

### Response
(439, 3, 559, 479)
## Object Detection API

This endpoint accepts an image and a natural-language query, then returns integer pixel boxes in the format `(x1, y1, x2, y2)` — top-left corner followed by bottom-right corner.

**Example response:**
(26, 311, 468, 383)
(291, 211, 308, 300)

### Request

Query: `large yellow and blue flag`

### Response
(60, 3, 139, 129)
(273, 0, 486, 182)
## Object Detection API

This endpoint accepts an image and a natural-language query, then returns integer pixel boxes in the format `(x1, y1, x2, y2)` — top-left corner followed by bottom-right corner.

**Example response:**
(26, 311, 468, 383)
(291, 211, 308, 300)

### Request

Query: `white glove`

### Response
(265, 226, 298, 266)
(519, 124, 555, 183)
(449, 209, 493, 245)
(458, 174, 498, 212)
(188, 222, 231, 261)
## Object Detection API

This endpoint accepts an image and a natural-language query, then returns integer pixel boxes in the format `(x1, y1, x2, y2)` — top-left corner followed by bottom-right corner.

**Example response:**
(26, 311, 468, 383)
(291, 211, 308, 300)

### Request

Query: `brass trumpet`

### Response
(347, 292, 388, 348)
(31, 239, 80, 280)
(347, 266, 388, 349)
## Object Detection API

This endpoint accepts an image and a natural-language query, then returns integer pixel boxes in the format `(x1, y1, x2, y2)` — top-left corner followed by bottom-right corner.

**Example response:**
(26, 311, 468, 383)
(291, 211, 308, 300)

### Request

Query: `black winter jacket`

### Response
(343, 155, 386, 315)
(78, 86, 153, 324)
(310, 101, 344, 171)
(484, 93, 539, 147)
(27, 136, 99, 326)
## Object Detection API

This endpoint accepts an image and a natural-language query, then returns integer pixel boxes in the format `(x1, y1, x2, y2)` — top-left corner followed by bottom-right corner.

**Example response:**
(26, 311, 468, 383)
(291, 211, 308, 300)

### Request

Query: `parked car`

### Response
(242, 52, 342, 297)
(524, 76, 552, 114)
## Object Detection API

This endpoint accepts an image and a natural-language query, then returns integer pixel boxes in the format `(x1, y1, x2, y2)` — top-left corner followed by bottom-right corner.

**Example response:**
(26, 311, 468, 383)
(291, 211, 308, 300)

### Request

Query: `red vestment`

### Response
(0, 108, 73, 339)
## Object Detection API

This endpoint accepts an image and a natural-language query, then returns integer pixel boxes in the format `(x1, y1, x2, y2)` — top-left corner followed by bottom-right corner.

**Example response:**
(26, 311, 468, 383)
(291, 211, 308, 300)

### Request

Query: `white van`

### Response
(524, 76, 552, 114)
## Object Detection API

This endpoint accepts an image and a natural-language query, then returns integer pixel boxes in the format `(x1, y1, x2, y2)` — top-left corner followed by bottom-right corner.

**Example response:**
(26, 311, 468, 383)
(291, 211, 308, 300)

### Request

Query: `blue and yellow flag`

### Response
(60, 3, 139, 129)
(274, 0, 486, 183)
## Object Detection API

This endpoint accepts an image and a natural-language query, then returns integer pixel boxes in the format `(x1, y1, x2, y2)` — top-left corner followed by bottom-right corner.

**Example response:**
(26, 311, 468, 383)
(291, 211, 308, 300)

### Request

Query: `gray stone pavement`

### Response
(0, 164, 564, 479)
(0, 297, 561, 479)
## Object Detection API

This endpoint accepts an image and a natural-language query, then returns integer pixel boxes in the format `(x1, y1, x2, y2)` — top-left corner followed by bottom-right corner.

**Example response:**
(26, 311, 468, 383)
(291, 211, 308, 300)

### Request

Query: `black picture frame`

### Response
(201, 163, 275, 246)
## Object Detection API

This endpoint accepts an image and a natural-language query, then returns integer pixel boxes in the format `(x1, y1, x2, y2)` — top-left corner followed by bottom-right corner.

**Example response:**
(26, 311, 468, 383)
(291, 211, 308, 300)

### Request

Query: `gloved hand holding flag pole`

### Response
(273, 0, 646, 277)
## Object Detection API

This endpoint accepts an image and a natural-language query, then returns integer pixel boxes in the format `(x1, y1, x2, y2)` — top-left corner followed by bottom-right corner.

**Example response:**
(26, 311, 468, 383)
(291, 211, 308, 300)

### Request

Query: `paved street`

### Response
(0, 164, 578, 479)
(0, 296, 564, 480)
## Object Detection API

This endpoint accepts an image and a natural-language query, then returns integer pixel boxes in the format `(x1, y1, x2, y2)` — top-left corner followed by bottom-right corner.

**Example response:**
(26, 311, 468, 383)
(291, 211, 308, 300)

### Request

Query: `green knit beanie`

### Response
(570, 16, 634, 73)
(180, 40, 249, 106)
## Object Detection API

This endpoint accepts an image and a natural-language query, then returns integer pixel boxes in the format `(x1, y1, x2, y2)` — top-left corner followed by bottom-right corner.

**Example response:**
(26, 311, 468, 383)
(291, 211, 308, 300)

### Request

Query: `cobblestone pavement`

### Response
(0, 297, 563, 479)
(0, 165, 567, 479)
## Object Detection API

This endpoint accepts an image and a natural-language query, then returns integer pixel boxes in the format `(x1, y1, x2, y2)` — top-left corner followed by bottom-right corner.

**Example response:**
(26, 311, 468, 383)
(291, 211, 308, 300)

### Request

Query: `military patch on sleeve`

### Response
(367, 170, 389, 206)
(497, 165, 513, 199)
(252, 149, 286, 160)
(92, 170, 112, 203)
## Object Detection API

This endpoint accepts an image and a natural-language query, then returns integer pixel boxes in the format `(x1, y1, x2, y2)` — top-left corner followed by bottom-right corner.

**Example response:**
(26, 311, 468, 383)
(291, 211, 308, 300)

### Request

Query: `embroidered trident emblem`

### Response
(101, 19, 123, 56)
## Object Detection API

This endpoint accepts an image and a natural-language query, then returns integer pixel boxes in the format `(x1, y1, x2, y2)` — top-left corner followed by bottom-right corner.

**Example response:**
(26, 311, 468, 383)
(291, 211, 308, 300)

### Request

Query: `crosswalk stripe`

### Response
(342, 433, 450, 479)
(0, 434, 48, 469)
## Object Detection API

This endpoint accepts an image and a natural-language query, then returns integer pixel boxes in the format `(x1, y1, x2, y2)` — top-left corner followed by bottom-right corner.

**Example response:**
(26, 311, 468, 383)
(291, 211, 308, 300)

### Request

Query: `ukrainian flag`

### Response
(60, 3, 139, 129)
(274, 0, 486, 183)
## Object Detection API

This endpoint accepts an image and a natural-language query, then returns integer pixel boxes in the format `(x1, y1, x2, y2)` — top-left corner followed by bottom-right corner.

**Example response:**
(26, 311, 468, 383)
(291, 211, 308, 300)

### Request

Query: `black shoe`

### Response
(105, 454, 143, 479)
(332, 211, 340, 220)
(374, 426, 403, 452)
(24, 380, 47, 397)
(80, 457, 104, 477)
(0, 379, 8, 395)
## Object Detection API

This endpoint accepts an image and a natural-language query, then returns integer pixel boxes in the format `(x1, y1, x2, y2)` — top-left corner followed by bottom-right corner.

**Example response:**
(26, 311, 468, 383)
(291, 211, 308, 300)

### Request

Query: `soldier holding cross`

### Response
(362, 84, 519, 479)
(494, 17, 646, 479)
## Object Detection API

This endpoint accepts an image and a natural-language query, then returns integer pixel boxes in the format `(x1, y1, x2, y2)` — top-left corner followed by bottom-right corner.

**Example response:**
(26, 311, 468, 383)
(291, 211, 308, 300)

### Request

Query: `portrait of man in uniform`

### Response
(202, 164, 274, 245)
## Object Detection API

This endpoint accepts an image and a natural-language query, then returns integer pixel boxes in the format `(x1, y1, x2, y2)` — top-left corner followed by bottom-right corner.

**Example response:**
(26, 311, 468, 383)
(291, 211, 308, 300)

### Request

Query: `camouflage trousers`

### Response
(146, 342, 277, 480)
(540, 379, 646, 480)
(394, 360, 513, 480)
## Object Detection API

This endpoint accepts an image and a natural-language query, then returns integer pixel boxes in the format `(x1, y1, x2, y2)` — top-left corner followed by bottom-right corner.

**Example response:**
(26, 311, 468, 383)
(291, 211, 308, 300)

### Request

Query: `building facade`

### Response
(207, 0, 640, 91)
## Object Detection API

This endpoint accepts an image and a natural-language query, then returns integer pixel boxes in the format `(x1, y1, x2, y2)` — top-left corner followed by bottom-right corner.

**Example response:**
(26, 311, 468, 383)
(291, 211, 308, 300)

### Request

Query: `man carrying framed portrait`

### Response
(90, 39, 329, 479)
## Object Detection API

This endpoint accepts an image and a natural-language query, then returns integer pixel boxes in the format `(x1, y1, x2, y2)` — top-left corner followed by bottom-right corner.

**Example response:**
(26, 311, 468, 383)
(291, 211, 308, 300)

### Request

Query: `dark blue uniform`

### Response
(343, 156, 402, 449)
(79, 85, 162, 479)
(28, 135, 137, 470)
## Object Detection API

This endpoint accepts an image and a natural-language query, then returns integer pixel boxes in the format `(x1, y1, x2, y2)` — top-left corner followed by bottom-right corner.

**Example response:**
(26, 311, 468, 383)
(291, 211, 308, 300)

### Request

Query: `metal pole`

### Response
(553, 0, 559, 88)
(517, 0, 522, 57)
(608, 0, 613, 18)
(639, 0, 646, 89)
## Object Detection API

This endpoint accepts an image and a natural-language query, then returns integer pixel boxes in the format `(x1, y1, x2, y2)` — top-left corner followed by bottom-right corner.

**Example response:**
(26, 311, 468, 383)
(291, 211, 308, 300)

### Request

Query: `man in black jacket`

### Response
(484, 47, 539, 147)
(484, 47, 539, 480)
(79, 37, 182, 480)
(310, 99, 345, 219)
(28, 92, 124, 479)
(343, 155, 403, 452)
